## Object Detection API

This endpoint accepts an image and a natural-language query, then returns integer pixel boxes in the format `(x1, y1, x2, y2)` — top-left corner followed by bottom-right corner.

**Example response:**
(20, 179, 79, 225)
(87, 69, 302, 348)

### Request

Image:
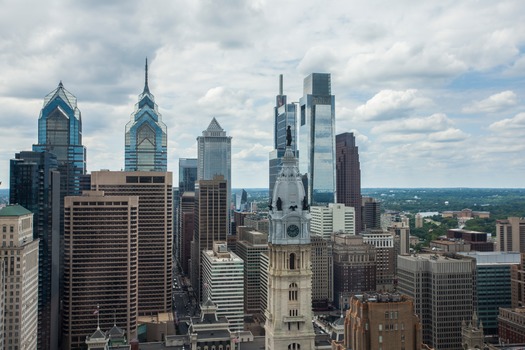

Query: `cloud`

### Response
(462, 91, 517, 113)
(371, 113, 452, 134)
(489, 112, 525, 135)
(354, 89, 432, 121)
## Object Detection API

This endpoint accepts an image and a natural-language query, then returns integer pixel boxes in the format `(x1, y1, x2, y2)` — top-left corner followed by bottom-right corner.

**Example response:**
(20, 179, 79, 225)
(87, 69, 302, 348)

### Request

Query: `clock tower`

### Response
(264, 136, 315, 350)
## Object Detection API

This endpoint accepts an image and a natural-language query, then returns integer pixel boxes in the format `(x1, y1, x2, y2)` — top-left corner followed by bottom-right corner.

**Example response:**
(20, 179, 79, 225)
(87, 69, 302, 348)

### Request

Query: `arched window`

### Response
(288, 343, 301, 350)
(289, 283, 298, 301)
(290, 253, 296, 270)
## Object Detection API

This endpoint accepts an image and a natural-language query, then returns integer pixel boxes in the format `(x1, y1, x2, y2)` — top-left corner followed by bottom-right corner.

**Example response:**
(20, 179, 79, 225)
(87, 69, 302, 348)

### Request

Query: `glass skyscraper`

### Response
(299, 73, 336, 205)
(179, 158, 198, 194)
(125, 59, 167, 171)
(269, 74, 297, 198)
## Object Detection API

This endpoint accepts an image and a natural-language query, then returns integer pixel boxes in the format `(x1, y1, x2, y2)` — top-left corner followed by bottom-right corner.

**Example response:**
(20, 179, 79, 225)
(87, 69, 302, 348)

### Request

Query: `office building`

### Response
(448, 228, 495, 252)
(332, 233, 376, 309)
(336, 132, 362, 232)
(496, 217, 525, 253)
(0, 205, 39, 350)
(90, 170, 173, 315)
(362, 230, 396, 290)
(345, 292, 422, 350)
(191, 175, 228, 300)
(269, 74, 298, 197)
(362, 196, 381, 230)
(265, 141, 315, 350)
(9, 150, 61, 350)
(310, 203, 356, 239)
(299, 73, 336, 205)
(197, 118, 232, 227)
(459, 251, 520, 336)
(236, 227, 269, 316)
(498, 307, 525, 344)
(511, 253, 525, 308)
(244, 214, 269, 234)
(0, 260, 4, 350)
(397, 253, 476, 350)
(201, 242, 244, 332)
(388, 217, 411, 257)
(33, 81, 86, 196)
(179, 158, 197, 194)
(179, 191, 195, 274)
(63, 191, 139, 350)
(125, 59, 167, 171)
(311, 234, 333, 308)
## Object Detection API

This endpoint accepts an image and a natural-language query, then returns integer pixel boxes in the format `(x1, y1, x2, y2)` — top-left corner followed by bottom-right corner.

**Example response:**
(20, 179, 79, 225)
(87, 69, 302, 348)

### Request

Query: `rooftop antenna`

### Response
(143, 57, 150, 93)
(279, 74, 283, 95)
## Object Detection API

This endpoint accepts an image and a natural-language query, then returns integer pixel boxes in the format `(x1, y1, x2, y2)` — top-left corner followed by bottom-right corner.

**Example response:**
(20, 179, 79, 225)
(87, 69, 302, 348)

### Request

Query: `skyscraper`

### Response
(496, 217, 525, 252)
(33, 81, 86, 196)
(269, 74, 297, 197)
(0, 205, 39, 350)
(90, 171, 173, 315)
(265, 139, 315, 350)
(310, 203, 356, 239)
(299, 73, 336, 205)
(362, 196, 381, 230)
(9, 151, 61, 350)
(125, 59, 167, 171)
(336, 132, 362, 232)
(63, 191, 139, 350)
(179, 158, 198, 194)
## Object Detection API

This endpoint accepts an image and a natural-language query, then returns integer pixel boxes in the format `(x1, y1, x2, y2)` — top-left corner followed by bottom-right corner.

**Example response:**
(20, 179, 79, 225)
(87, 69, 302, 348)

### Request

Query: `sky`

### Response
(1, 0, 525, 189)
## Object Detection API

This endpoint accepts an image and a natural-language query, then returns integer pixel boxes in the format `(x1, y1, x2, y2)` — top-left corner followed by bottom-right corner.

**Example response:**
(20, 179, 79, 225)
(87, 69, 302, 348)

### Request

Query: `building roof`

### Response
(0, 205, 32, 217)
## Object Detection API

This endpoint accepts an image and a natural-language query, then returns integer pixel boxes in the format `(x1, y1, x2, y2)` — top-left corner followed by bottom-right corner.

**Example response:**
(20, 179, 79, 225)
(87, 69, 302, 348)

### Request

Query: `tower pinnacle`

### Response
(143, 57, 150, 94)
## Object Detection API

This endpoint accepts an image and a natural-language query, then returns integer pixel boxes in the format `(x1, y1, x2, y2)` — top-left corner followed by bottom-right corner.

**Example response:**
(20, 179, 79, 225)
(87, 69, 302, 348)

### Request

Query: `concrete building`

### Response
(0, 259, 4, 350)
(448, 228, 495, 252)
(387, 215, 411, 256)
(90, 170, 173, 315)
(310, 203, 355, 239)
(244, 214, 269, 234)
(63, 191, 139, 350)
(498, 307, 525, 344)
(179, 191, 195, 274)
(497, 217, 525, 253)
(201, 242, 244, 332)
(311, 234, 333, 309)
(460, 251, 521, 336)
(191, 175, 228, 301)
(397, 253, 476, 350)
(0, 205, 39, 350)
(332, 233, 376, 309)
(265, 140, 316, 349)
(345, 292, 422, 350)
(511, 253, 525, 308)
(236, 228, 269, 317)
(336, 132, 362, 232)
(362, 197, 380, 230)
(362, 230, 396, 291)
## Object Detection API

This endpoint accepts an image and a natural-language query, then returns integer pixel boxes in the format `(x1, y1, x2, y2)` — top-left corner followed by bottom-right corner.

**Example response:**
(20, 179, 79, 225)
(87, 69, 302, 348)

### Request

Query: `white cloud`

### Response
(371, 113, 453, 134)
(462, 91, 517, 113)
(489, 112, 525, 134)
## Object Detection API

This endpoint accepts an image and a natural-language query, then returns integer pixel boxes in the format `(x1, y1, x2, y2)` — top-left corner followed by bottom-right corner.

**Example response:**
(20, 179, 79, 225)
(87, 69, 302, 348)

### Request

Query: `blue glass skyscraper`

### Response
(125, 59, 167, 171)
(269, 75, 297, 198)
(299, 73, 336, 205)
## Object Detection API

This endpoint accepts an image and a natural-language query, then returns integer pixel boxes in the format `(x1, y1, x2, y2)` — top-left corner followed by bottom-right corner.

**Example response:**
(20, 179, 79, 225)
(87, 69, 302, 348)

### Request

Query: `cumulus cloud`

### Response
(371, 113, 452, 134)
(354, 89, 432, 121)
(489, 112, 525, 134)
(462, 91, 517, 113)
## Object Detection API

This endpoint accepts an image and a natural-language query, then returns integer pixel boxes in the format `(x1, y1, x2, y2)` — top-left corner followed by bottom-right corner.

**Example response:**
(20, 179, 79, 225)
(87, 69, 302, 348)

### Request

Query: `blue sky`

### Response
(1, 0, 524, 189)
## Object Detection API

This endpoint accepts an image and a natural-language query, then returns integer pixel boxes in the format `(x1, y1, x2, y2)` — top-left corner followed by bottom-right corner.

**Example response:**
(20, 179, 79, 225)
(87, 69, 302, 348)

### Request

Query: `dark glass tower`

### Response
(10, 151, 61, 350)
(125, 59, 168, 171)
(336, 132, 362, 232)
(299, 73, 336, 205)
(269, 74, 297, 198)
(179, 158, 198, 194)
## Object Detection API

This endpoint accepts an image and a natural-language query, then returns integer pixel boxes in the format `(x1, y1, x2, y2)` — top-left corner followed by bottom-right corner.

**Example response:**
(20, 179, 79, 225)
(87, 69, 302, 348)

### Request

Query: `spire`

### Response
(143, 57, 150, 94)
(58, 80, 64, 88)
(279, 74, 283, 95)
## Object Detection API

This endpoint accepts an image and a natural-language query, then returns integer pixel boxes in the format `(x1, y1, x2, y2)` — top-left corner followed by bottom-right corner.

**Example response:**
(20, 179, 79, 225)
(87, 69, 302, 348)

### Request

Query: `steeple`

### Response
(143, 57, 150, 94)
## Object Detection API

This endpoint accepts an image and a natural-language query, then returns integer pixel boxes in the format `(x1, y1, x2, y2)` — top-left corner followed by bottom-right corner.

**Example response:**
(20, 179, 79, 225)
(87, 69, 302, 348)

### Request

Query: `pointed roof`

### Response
(43, 81, 78, 111)
(89, 327, 106, 340)
(201, 117, 227, 137)
(0, 205, 32, 217)
(107, 324, 125, 337)
(143, 57, 150, 94)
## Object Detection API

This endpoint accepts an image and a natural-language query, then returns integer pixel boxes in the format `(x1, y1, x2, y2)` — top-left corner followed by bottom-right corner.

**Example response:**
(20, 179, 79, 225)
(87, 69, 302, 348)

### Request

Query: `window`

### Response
(289, 283, 298, 301)
(290, 253, 296, 270)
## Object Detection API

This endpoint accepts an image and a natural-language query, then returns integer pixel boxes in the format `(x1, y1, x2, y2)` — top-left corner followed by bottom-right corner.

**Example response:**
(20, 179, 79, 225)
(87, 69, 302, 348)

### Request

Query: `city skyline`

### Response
(1, 1, 525, 189)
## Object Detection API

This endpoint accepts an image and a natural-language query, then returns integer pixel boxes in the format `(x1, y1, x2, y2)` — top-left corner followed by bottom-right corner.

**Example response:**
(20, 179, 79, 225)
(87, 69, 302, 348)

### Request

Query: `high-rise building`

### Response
(310, 203, 356, 239)
(33, 81, 86, 196)
(0, 205, 39, 350)
(311, 234, 333, 308)
(299, 73, 336, 205)
(201, 242, 244, 332)
(179, 158, 198, 194)
(125, 59, 167, 172)
(498, 307, 525, 343)
(90, 170, 173, 315)
(496, 217, 525, 252)
(332, 233, 376, 309)
(362, 230, 396, 290)
(264, 141, 315, 350)
(511, 253, 525, 308)
(63, 191, 139, 350)
(345, 292, 422, 350)
(9, 151, 61, 350)
(336, 132, 362, 232)
(269, 74, 297, 197)
(362, 196, 381, 230)
(179, 191, 195, 275)
(191, 175, 228, 300)
(459, 251, 520, 336)
(197, 118, 232, 218)
(236, 227, 268, 316)
(0, 259, 4, 350)
(397, 253, 476, 350)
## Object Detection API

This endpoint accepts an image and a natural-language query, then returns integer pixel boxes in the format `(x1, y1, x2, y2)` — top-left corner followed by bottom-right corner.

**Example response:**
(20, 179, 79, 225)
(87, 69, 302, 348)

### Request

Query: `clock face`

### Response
(287, 224, 300, 238)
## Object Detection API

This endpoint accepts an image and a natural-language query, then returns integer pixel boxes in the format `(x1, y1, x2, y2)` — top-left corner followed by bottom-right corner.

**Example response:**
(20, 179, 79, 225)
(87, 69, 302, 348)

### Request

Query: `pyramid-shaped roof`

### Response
(201, 117, 227, 137)
(89, 327, 106, 340)
(43, 81, 78, 111)
(0, 205, 32, 217)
